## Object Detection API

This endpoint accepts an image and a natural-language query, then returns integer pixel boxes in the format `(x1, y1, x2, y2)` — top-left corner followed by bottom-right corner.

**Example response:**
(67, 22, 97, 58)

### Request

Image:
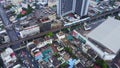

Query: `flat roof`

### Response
(87, 17, 120, 53)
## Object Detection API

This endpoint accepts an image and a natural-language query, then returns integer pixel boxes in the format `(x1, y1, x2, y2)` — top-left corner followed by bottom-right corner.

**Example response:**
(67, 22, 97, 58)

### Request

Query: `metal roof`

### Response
(88, 17, 120, 53)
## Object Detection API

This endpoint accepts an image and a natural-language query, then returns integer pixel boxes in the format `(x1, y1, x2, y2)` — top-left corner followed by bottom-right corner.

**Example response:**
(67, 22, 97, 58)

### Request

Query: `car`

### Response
(99, 6, 104, 9)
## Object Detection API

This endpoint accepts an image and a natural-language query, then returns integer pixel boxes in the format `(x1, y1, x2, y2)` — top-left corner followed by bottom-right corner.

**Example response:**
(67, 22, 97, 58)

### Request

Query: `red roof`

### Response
(21, 10, 26, 15)
(94, 64, 100, 68)
(35, 52, 42, 57)
(10, 53, 15, 58)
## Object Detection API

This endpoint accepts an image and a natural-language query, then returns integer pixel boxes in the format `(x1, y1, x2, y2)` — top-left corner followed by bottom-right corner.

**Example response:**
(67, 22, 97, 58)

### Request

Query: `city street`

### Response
(0, 4, 18, 42)
(15, 48, 39, 68)
(89, 19, 105, 30)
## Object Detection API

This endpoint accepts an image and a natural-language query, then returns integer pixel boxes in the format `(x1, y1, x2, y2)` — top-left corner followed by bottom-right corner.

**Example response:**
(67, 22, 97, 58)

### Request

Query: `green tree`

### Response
(53, 52, 60, 58)
(61, 28, 69, 33)
(46, 32, 53, 38)
(17, 5, 33, 18)
(17, 13, 23, 18)
(59, 62, 68, 68)
(95, 60, 109, 68)
(64, 47, 72, 54)
(64, 47, 77, 59)
(26, 5, 33, 15)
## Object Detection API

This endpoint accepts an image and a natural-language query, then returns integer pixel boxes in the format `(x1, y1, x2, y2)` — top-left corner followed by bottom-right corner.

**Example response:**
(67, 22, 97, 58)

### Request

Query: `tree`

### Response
(59, 62, 69, 68)
(61, 28, 69, 33)
(17, 13, 23, 18)
(26, 5, 33, 15)
(46, 32, 53, 38)
(17, 5, 33, 18)
(64, 47, 77, 59)
(64, 47, 72, 54)
(53, 52, 60, 58)
(95, 60, 109, 68)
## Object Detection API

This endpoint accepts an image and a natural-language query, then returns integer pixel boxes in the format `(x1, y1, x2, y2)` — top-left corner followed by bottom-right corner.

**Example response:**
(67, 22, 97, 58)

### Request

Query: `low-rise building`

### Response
(0, 48, 17, 68)
(87, 17, 120, 60)
(19, 25, 40, 38)
(56, 31, 66, 40)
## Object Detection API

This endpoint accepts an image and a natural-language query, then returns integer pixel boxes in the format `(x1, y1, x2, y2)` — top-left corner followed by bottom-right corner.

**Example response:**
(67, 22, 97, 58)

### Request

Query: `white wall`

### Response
(19, 25, 40, 38)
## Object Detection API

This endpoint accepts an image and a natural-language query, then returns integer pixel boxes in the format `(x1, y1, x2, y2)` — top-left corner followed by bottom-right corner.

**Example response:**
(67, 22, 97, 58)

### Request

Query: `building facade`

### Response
(57, 0, 74, 17)
(75, 0, 90, 16)
(57, 0, 90, 17)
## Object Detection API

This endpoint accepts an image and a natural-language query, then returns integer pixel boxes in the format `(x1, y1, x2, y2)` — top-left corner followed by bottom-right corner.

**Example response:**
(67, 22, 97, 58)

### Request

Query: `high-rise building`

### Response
(57, 0, 90, 17)
(57, 0, 74, 17)
(74, 0, 90, 16)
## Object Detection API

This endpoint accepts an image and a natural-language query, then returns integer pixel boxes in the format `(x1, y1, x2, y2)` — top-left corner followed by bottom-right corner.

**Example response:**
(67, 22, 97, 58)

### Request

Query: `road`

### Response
(16, 48, 39, 68)
(0, 4, 18, 42)
(90, 8, 120, 21)
(0, 7, 120, 49)
(89, 19, 105, 30)
(0, 4, 39, 67)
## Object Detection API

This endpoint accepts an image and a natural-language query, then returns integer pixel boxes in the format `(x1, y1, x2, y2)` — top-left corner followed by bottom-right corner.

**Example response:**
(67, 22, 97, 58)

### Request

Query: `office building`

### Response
(57, 0, 74, 17)
(75, 0, 90, 16)
(57, 0, 90, 17)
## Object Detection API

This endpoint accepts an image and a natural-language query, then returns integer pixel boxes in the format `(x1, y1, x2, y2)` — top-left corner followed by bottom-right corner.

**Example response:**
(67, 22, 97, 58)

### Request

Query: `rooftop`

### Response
(0, 48, 17, 67)
(88, 17, 120, 53)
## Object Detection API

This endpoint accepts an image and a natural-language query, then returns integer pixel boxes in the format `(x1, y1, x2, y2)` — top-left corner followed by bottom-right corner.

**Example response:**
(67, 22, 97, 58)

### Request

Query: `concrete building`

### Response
(74, 0, 90, 16)
(57, 0, 90, 17)
(37, 0, 48, 6)
(10, 0, 23, 5)
(19, 25, 40, 38)
(57, 0, 74, 17)
(0, 48, 17, 68)
(87, 17, 120, 60)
